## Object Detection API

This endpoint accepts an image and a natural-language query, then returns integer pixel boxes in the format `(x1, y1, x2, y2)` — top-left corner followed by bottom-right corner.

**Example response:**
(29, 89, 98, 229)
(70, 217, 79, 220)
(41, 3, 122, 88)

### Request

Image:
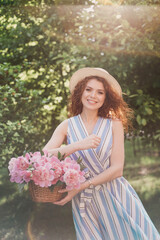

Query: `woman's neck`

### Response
(80, 110, 98, 123)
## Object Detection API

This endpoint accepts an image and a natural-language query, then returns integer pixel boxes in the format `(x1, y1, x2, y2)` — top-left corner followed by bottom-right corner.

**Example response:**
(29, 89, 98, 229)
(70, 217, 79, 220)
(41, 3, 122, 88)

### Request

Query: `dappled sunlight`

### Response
(26, 203, 75, 240)
(124, 140, 160, 167)
(140, 156, 160, 165)
(1, 160, 160, 239)
(1, 0, 160, 238)
(130, 175, 160, 200)
(0, 197, 8, 206)
(45, 5, 160, 57)
(27, 220, 35, 240)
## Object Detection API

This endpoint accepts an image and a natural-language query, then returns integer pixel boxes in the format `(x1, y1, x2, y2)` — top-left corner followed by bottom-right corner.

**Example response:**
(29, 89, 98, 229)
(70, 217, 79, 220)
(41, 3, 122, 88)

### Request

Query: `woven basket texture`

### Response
(29, 181, 65, 203)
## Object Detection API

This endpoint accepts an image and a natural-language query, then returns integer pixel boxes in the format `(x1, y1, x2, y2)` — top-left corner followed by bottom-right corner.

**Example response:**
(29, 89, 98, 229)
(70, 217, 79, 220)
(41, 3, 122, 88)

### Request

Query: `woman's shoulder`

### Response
(111, 118, 123, 133)
(111, 118, 122, 123)
(55, 119, 69, 135)
(103, 117, 121, 124)
(60, 115, 78, 125)
(58, 116, 78, 135)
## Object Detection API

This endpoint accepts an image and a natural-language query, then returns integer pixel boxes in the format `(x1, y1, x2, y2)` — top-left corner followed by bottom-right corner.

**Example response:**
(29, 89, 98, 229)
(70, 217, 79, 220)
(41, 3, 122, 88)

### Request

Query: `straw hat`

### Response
(69, 67, 122, 96)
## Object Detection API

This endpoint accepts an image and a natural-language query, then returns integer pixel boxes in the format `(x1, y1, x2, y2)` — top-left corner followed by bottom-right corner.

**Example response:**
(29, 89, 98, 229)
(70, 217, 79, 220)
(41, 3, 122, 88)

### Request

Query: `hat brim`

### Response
(69, 67, 122, 96)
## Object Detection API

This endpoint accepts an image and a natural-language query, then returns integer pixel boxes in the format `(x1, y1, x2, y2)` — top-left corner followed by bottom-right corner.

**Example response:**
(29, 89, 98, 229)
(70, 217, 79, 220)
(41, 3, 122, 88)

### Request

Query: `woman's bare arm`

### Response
(43, 119, 77, 157)
(53, 119, 125, 206)
(43, 119, 101, 157)
(82, 119, 124, 188)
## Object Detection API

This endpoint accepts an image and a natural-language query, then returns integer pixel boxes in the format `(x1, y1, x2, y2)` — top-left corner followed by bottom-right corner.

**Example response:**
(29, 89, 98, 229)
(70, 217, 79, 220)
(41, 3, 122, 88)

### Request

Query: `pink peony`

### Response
(30, 152, 42, 167)
(17, 156, 30, 170)
(21, 170, 32, 183)
(10, 172, 24, 184)
(31, 163, 55, 187)
(62, 157, 80, 173)
(8, 151, 86, 189)
(30, 151, 41, 162)
(63, 169, 85, 190)
(52, 163, 62, 176)
(48, 156, 62, 185)
(8, 155, 31, 183)
(8, 157, 17, 173)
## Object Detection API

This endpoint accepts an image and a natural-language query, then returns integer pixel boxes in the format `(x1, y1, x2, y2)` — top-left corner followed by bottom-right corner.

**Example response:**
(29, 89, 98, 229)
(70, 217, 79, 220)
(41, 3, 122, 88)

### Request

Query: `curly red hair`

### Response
(68, 76, 133, 132)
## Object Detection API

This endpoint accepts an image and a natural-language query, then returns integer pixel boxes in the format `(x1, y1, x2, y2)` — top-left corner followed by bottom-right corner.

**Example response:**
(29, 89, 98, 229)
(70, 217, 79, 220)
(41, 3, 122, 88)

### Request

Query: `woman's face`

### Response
(81, 79, 106, 111)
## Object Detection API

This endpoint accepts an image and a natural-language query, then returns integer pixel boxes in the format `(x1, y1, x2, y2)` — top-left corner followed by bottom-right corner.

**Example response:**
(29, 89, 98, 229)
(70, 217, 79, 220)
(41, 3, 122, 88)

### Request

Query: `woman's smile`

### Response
(87, 99, 97, 104)
(81, 79, 106, 110)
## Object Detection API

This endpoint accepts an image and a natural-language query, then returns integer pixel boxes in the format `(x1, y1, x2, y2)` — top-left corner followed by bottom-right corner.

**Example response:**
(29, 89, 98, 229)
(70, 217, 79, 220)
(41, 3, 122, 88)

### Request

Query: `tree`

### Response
(0, 1, 160, 167)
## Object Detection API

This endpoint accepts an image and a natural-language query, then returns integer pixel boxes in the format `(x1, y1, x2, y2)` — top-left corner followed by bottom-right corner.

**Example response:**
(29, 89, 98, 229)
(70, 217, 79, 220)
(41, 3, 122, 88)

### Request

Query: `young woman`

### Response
(43, 67, 160, 240)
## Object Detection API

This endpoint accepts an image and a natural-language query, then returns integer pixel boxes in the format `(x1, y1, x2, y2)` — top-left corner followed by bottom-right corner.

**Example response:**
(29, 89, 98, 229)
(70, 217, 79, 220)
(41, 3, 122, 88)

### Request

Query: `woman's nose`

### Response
(90, 91, 96, 98)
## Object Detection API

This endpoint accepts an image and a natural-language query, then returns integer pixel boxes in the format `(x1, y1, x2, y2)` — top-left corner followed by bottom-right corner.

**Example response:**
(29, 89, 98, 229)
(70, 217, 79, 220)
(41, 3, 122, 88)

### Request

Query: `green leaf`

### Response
(61, 153, 66, 160)
(49, 185, 55, 192)
(148, 43, 153, 50)
(13, 132, 19, 137)
(49, 180, 64, 192)
(76, 156, 82, 164)
(142, 119, 147, 126)
(57, 151, 65, 160)
(76, 157, 86, 170)
(136, 115, 141, 125)
(145, 107, 153, 115)
(129, 94, 138, 98)
(56, 180, 64, 187)
(58, 151, 61, 159)
(137, 90, 143, 95)
(17, 182, 27, 192)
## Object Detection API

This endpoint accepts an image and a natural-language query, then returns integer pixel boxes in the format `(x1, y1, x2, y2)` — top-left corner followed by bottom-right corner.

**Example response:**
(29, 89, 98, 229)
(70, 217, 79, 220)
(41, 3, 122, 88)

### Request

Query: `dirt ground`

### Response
(27, 202, 76, 240)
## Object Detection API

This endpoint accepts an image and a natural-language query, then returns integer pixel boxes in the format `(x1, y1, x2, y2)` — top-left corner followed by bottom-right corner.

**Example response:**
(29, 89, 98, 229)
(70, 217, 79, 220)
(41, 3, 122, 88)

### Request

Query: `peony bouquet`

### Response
(8, 151, 86, 199)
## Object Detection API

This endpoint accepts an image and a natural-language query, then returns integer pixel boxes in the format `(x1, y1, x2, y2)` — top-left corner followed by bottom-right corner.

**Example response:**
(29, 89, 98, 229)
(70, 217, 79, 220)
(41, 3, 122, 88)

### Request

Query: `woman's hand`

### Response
(78, 134, 101, 150)
(53, 188, 81, 206)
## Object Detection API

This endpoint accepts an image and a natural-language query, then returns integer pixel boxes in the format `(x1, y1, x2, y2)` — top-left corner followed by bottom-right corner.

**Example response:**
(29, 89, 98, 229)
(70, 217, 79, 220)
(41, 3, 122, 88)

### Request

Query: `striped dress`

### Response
(67, 114, 160, 240)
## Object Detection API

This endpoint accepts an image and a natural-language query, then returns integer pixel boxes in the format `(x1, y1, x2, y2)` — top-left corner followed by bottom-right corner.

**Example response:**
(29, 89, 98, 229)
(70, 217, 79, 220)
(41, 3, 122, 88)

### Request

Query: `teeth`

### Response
(88, 100, 97, 103)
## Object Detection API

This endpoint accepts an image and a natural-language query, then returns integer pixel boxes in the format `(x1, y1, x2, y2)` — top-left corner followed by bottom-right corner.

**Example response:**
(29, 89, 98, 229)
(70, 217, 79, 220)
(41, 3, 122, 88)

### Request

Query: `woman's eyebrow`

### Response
(86, 85, 105, 91)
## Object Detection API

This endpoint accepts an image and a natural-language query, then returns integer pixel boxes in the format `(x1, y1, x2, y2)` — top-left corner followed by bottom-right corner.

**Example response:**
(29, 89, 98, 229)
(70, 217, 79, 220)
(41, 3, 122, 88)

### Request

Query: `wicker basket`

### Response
(29, 181, 66, 203)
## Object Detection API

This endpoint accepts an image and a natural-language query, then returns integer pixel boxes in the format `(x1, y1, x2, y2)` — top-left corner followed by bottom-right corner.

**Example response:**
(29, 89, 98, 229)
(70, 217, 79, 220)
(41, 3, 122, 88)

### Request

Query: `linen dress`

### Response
(67, 114, 160, 240)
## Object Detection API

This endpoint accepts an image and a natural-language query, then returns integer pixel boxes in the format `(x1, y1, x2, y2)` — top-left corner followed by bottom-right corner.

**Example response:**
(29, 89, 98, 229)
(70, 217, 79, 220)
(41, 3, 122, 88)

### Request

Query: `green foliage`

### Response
(0, 2, 160, 167)
(77, 156, 86, 170)
(0, 63, 52, 167)
(49, 179, 64, 192)
(57, 151, 66, 160)
(1, 140, 160, 239)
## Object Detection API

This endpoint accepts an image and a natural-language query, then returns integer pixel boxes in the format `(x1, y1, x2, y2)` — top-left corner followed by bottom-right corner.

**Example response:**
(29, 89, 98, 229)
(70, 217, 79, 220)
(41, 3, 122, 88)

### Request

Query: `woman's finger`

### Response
(53, 194, 70, 205)
(94, 139, 100, 144)
(53, 199, 66, 205)
(58, 188, 68, 193)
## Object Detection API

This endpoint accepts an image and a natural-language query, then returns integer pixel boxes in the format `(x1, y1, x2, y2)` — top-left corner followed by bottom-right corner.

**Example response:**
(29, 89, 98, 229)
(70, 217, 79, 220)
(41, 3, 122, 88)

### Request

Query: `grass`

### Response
(124, 140, 160, 231)
(0, 140, 160, 239)
(124, 140, 160, 166)
(0, 168, 34, 240)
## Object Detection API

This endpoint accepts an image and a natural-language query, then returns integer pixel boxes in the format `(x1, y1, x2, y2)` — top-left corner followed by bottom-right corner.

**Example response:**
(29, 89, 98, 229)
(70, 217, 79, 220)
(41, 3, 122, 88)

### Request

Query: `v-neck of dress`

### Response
(78, 114, 101, 136)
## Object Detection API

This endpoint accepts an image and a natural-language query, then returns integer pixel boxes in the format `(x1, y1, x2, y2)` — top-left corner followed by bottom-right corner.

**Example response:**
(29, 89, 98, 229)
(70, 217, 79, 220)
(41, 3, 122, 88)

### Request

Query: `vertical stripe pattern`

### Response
(67, 115, 160, 240)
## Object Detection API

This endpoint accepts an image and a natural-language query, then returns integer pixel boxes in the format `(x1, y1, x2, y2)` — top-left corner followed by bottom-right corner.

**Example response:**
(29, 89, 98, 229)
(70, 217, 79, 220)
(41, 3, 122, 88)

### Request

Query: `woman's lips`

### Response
(87, 99, 97, 104)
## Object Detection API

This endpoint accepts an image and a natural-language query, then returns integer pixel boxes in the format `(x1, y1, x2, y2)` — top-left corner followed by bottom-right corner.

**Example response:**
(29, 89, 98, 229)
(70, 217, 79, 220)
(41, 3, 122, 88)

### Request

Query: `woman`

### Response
(43, 68, 160, 240)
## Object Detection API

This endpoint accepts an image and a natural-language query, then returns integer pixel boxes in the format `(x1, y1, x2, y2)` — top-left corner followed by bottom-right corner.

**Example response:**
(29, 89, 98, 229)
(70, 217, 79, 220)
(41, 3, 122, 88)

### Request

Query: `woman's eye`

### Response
(98, 92, 104, 95)
(86, 88, 91, 91)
